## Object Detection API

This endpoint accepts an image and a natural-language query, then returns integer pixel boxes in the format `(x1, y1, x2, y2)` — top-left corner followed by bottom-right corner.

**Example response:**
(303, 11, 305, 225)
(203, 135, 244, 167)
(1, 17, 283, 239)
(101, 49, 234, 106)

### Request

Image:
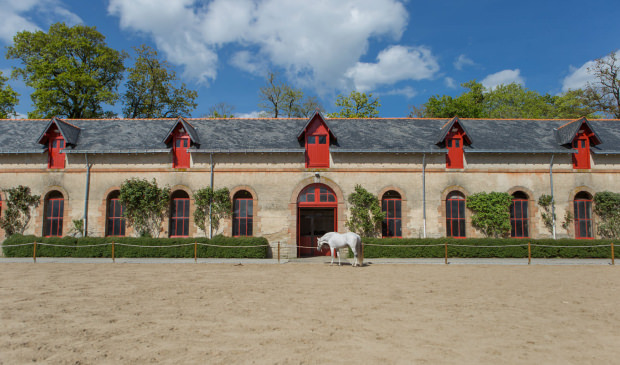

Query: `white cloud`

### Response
(444, 77, 457, 88)
(0, 0, 82, 43)
(236, 110, 262, 118)
(230, 51, 268, 76)
(383, 86, 417, 99)
(108, 0, 411, 89)
(454, 54, 475, 70)
(344, 45, 439, 92)
(561, 51, 620, 92)
(481, 69, 524, 90)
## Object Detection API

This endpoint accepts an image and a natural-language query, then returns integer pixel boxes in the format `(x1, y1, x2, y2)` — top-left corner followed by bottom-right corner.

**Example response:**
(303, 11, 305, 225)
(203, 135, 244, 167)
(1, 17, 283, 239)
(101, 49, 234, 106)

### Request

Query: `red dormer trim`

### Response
(571, 121, 598, 170)
(446, 122, 466, 169)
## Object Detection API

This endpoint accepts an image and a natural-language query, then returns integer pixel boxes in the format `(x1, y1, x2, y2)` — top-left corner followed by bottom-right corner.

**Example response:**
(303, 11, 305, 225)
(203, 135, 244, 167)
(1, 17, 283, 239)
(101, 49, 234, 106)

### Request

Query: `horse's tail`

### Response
(357, 236, 364, 266)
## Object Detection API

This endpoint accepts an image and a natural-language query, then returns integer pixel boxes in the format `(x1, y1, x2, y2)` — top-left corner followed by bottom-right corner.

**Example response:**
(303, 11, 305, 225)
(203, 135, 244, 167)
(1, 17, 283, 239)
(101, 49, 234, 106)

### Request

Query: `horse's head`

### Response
(317, 234, 329, 250)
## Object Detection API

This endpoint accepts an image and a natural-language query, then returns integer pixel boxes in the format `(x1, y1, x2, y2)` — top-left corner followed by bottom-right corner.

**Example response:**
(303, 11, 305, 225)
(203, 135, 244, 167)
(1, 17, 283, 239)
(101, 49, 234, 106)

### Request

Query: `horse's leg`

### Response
(330, 247, 335, 265)
(337, 249, 341, 266)
(353, 250, 358, 267)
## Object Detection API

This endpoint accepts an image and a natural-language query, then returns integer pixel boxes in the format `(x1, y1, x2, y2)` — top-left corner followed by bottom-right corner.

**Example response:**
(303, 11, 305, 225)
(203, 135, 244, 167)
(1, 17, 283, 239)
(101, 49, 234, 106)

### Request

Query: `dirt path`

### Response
(1, 263, 619, 364)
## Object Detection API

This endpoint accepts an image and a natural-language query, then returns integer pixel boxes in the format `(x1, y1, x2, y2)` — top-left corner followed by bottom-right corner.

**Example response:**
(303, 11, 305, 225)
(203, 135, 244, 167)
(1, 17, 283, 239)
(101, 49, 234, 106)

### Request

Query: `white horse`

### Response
(317, 232, 364, 267)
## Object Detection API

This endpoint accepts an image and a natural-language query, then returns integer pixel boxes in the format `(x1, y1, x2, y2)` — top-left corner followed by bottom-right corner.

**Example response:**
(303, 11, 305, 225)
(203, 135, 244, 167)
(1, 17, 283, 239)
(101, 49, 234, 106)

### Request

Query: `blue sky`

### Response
(1, 0, 619, 118)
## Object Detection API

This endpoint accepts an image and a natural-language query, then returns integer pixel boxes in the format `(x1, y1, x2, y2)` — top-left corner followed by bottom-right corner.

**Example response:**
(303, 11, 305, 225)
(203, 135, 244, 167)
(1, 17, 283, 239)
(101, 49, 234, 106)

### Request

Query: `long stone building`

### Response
(0, 112, 619, 257)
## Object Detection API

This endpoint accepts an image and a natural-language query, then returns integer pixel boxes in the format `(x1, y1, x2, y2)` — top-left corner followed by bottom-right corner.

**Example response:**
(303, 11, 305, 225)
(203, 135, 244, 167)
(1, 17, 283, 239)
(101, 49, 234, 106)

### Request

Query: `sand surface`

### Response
(1, 262, 619, 364)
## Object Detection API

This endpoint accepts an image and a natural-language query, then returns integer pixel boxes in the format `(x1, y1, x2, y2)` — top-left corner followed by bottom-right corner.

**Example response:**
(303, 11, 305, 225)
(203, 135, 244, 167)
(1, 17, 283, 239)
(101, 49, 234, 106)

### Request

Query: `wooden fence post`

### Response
(528, 241, 531, 265)
(612, 241, 615, 266)
(112, 242, 115, 263)
(33, 241, 37, 263)
(444, 241, 448, 265)
(277, 242, 280, 264)
(194, 241, 198, 263)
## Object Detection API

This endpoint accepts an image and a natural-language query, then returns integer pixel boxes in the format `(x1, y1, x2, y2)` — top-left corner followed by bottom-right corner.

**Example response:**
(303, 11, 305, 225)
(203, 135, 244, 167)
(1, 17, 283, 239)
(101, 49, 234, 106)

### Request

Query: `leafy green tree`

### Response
(6, 22, 126, 118)
(193, 187, 232, 237)
(258, 71, 321, 118)
(594, 191, 620, 238)
(328, 91, 381, 118)
(0, 186, 40, 236)
(411, 80, 596, 119)
(0, 71, 19, 118)
(122, 45, 197, 118)
(119, 178, 170, 237)
(584, 50, 620, 118)
(466, 192, 513, 238)
(345, 185, 385, 237)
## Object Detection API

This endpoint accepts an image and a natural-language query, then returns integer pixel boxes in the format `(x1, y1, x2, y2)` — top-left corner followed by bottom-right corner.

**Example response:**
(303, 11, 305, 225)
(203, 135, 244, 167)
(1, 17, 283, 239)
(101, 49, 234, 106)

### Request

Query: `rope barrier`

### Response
(197, 243, 271, 248)
(36, 242, 111, 248)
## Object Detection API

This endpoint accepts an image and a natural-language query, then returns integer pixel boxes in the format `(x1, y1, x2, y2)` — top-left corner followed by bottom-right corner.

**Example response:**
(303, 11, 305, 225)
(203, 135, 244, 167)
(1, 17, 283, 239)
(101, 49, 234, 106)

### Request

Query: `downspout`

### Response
(83, 153, 91, 237)
(209, 152, 214, 239)
(550, 154, 556, 239)
(422, 153, 427, 238)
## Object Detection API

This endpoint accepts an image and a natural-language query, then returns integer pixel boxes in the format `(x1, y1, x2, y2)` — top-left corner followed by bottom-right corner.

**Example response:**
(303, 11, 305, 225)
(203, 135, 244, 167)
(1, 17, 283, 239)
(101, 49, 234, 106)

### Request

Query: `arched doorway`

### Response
(297, 184, 337, 257)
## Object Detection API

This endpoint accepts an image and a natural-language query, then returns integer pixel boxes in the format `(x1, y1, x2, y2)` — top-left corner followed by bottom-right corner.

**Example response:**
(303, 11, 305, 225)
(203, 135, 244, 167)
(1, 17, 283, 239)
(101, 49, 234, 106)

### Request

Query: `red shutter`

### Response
(304, 118, 330, 168)
(446, 132, 463, 169)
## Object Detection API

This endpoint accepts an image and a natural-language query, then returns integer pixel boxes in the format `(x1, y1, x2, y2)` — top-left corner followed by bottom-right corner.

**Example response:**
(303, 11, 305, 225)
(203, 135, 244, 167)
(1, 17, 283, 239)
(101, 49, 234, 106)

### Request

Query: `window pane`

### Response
(522, 203, 528, 218)
(388, 220, 394, 237)
(452, 220, 459, 237)
(51, 220, 58, 236)
(395, 200, 401, 218)
(247, 200, 253, 217)
(585, 202, 592, 218)
(176, 139, 180, 147)
(183, 140, 188, 147)
(247, 219, 253, 236)
(239, 219, 247, 236)
(516, 221, 523, 237)
(382, 221, 387, 237)
(308, 136, 316, 144)
(394, 220, 402, 236)
(523, 220, 529, 237)
(239, 200, 246, 217)
(183, 218, 189, 236)
(183, 200, 190, 217)
(515, 202, 521, 218)
(511, 221, 516, 237)
(455, 140, 460, 148)
(447, 140, 452, 148)
(458, 219, 465, 237)
(318, 135, 326, 144)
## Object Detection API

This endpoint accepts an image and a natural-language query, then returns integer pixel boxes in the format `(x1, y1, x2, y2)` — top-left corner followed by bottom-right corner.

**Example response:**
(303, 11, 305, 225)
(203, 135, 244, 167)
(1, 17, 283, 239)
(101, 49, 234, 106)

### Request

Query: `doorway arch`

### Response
(297, 184, 337, 257)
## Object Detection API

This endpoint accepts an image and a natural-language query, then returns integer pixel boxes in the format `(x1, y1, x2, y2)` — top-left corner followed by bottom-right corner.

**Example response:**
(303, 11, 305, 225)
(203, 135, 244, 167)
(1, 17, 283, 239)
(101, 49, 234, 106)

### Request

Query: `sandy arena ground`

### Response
(1, 262, 619, 364)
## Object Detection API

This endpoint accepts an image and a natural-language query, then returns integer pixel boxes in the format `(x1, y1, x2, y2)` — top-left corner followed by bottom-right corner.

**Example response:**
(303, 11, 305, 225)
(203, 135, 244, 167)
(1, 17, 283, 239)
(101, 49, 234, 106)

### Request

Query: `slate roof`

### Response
(36, 117, 81, 146)
(554, 117, 602, 146)
(0, 115, 619, 155)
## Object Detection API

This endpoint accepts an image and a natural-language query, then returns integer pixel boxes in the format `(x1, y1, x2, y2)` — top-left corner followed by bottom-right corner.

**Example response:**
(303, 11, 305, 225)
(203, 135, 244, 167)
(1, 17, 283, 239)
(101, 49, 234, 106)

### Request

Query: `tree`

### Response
(328, 91, 381, 118)
(193, 187, 232, 237)
(0, 186, 40, 236)
(345, 185, 385, 237)
(258, 71, 323, 118)
(417, 80, 485, 118)
(584, 50, 620, 118)
(119, 178, 170, 237)
(0, 71, 19, 119)
(594, 191, 620, 238)
(122, 45, 198, 118)
(206, 102, 235, 118)
(537, 194, 556, 235)
(466, 192, 513, 238)
(6, 23, 126, 119)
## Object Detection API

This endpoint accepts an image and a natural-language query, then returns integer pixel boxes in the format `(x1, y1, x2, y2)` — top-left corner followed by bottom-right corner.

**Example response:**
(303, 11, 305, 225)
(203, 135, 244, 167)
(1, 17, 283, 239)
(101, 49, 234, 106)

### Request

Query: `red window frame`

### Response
(44, 196, 64, 237)
(382, 193, 402, 238)
(305, 134, 329, 168)
(48, 134, 66, 169)
(233, 193, 253, 237)
(510, 197, 529, 238)
(446, 193, 466, 238)
(106, 197, 126, 237)
(170, 196, 190, 237)
(173, 134, 190, 168)
(574, 196, 593, 239)
(297, 184, 336, 207)
(572, 134, 591, 169)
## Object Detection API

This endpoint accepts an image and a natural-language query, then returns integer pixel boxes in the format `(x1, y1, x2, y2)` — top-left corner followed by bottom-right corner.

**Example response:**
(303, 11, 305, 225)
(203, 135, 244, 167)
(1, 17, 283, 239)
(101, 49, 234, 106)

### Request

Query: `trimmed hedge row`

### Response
(2, 235, 270, 258)
(358, 238, 618, 259)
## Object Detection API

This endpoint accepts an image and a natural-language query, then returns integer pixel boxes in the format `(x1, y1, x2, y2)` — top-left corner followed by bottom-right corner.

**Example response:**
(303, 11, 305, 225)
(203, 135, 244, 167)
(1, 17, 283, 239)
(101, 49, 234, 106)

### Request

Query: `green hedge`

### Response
(358, 238, 618, 259)
(2, 235, 269, 258)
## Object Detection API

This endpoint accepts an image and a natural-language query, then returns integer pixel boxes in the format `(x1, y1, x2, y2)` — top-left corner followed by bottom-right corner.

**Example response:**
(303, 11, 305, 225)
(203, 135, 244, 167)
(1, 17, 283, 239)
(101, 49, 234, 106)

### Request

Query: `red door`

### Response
(297, 184, 337, 257)
(48, 134, 65, 169)
(174, 135, 190, 168)
(572, 136, 590, 169)
(446, 133, 463, 169)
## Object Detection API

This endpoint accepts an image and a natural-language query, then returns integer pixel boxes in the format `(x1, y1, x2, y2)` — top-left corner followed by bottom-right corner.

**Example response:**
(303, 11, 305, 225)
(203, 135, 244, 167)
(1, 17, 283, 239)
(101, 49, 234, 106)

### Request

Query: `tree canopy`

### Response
(411, 80, 596, 119)
(583, 50, 620, 118)
(0, 71, 19, 119)
(122, 45, 198, 118)
(328, 91, 381, 118)
(205, 102, 236, 118)
(6, 23, 126, 119)
(258, 72, 322, 118)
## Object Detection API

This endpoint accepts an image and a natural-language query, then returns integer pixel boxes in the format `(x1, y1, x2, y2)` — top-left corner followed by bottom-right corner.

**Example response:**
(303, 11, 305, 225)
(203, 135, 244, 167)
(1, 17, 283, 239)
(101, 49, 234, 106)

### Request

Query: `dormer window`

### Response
(306, 133, 329, 168)
(173, 130, 190, 168)
(48, 131, 66, 169)
(446, 129, 464, 169)
(572, 132, 591, 169)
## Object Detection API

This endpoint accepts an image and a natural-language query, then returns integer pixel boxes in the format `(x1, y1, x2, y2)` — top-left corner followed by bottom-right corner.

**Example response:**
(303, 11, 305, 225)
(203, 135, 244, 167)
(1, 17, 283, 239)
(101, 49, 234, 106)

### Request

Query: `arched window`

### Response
(446, 191, 466, 238)
(510, 192, 529, 238)
(382, 190, 402, 237)
(44, 191, 64, 237)
(169, 191, 190, 237)
(574, 191, 593, 239)
(106, 191, 125, 237)
(233, 190, 253, 236)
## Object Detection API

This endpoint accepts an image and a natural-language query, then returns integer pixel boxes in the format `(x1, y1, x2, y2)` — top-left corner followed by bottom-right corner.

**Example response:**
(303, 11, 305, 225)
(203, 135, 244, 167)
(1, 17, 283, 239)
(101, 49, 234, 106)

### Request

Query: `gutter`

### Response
(550, 154, 556, 240)
(83, 154, 91, 237)
(209, 152, 214, 239)
(422, 153, 426, 238)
